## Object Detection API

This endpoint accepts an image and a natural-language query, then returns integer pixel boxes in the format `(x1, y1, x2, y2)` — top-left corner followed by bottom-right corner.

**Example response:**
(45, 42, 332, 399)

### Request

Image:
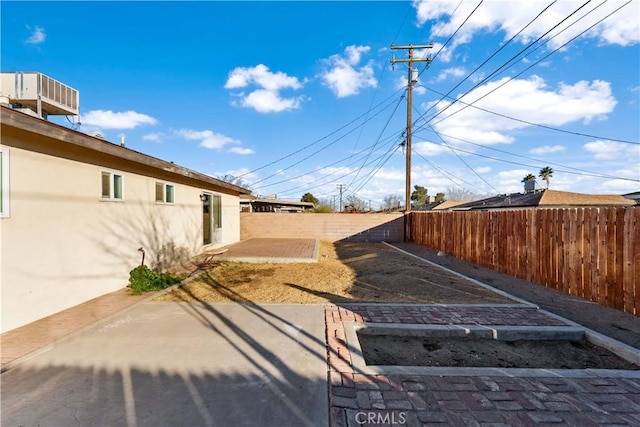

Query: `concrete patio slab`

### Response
(1, 302, 328, 427)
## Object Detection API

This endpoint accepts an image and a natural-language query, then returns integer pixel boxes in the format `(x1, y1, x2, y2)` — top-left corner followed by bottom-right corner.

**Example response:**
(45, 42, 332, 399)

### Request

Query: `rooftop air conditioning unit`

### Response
(524, 180, 536, 193)
(0, 71, 79, 118)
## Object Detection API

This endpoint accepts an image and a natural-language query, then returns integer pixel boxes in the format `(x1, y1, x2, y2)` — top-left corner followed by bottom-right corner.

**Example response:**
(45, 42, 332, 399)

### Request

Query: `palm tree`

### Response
(521, 173, 536, 183)
(538, 166, 553, 189)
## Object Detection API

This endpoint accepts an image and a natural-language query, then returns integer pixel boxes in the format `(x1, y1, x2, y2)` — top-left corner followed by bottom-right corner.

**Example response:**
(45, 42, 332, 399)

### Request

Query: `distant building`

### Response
(447, 189, 635, 211)
(413, 200, 466, 211)
(240, 194, 314, 213)
(623, 191, 640, 204)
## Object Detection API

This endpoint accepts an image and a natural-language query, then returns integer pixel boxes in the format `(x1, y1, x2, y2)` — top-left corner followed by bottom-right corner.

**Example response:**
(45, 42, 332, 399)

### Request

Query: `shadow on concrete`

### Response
(2, 359, 326, 426)
(1, 294, 329, 426)
(176, 272, 345, 373)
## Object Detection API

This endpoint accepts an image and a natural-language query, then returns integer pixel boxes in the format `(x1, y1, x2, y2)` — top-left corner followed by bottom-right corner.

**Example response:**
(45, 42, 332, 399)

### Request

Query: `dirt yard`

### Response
(359, 335, 640, 370)
(156, 241, 515, 305)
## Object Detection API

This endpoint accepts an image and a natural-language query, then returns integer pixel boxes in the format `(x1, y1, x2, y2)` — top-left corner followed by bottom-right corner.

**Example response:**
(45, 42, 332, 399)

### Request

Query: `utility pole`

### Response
(391, 43, 433, 213)
(336, 184, 345, 213)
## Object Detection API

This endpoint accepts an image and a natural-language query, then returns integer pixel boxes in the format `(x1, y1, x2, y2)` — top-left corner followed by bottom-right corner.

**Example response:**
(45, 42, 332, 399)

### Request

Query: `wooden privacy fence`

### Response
(409, 207, 639, 316)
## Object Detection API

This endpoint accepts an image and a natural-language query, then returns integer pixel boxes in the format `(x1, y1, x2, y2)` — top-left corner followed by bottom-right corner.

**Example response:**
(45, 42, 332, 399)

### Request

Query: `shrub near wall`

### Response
(409, 208, 639, 316)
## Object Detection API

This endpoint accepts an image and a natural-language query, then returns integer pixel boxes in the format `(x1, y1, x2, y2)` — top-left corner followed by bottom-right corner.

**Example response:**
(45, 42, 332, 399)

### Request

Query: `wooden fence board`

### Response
(606, 208, 617, 309)
(597, 209, 608, 306)
(409, 206, 638, 316)
(614, 208, 625, 311)
(587, 208, 599, 303)
(623, 208, 636, 315)
(568, 209, 579, 296)
(634, 208, 640, 316)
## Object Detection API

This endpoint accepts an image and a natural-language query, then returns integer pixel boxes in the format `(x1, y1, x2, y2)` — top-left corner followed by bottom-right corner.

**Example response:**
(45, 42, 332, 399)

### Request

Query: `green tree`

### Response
(521, 173, 536, 183)
(410, 185, 428, 207)
(434, 192, 445, 202)
(538, 166, 553, 189)
(301, 192, 319, 206)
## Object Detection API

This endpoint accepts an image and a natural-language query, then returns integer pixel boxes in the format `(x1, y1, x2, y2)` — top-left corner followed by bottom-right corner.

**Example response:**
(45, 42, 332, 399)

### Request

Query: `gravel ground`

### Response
(391, 242, 640, 349)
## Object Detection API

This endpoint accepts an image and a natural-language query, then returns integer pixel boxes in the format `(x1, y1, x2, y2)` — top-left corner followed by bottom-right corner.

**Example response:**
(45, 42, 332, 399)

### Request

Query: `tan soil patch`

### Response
(156, 241, 514, 304)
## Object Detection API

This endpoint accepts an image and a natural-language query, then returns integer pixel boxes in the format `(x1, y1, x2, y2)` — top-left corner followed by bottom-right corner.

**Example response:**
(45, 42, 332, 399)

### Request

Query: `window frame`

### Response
(100, 170, 124, 201)
(0, 147, 10, 218)
(155, 181, 175, 204)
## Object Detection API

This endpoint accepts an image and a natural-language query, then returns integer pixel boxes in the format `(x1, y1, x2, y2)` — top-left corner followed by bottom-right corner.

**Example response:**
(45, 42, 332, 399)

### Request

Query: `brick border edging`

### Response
(325, 304, 640, 426)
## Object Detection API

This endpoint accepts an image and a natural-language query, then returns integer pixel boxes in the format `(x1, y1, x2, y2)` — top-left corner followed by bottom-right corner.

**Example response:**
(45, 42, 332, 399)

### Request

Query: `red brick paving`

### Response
(326, 304, 640, 426)
(1, 289, 146, 369)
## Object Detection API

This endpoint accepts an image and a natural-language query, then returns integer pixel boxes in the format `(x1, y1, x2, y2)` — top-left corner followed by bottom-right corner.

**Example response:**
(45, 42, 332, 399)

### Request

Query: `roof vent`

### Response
(0, 72, 79, 119)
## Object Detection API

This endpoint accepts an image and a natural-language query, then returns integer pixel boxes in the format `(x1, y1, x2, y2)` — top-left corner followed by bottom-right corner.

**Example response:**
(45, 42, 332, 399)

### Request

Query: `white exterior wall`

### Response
(0, 145, 239, 333)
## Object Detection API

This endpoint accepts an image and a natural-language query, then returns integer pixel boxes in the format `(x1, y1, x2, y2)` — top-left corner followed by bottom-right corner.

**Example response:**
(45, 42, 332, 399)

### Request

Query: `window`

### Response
(212, 194, 222, 228)
(0, 148, 9, 217)
(101, 171, 124, 200)
(155, 182, 175, 204)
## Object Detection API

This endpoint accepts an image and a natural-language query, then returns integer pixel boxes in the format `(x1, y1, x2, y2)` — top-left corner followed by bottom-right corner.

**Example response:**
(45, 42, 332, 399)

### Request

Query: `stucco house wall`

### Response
(0, 107, 247, 333)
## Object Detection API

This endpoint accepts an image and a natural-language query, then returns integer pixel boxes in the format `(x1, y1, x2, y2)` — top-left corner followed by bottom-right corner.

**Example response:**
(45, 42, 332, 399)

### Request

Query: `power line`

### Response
(275, 139, 401, 199)
(417, 0, 594, 130)
(346, 91, 406, 191)
(426, 122, 500, 193)
(347, 143, 404, 197)
(425, 0, 485, 67)
(420, 85, 638, 145)
(238, 89, 403, 179)
(412, 135, 640, 183)
(424, 0, 622, 131)
(412, 149, 488, 192)
(247, 93, 403, 187)
(253, 132, 402, 191)
(417, 0, 558, 120)
(414, 127, 636, 182)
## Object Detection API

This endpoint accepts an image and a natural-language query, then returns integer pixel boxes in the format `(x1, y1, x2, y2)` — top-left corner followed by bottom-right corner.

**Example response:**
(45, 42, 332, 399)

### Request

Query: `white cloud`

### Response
(225, 64, 302, 91)
(176, 129, 238, 150)
(529, 145, 566, 155)
(320, 45, 377, 98)
(436, 67, 466, 82)
(173, 129, 254, 154)
(228, 146, 255, 155)
(225, 64, 304, 113)
(474, 166, 491, 174)
(495, 169, 532, 193)
(583, 140, 636, 160)
(25, 26, 46, 44)
(81, 110, 157, 130)
(429, 76, 616, 145)
(412, 1, 639, 62)
(241, 89, 302, 113)
(414, 141, 453, 156)
(143, 132, 165, 142)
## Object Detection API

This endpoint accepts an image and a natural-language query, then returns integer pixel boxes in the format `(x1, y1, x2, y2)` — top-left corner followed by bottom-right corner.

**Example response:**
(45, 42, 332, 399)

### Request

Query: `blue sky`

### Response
(2, 0, 639, 208)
